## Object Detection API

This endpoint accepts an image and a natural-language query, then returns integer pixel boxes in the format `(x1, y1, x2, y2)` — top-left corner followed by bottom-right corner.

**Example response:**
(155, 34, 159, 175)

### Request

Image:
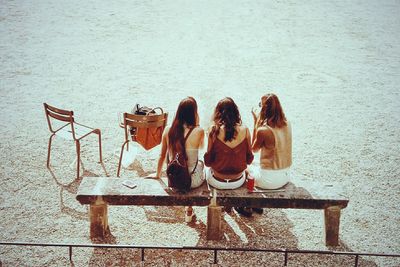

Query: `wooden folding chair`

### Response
(117, 112, 168, 177)
(44, 103, 103, 179)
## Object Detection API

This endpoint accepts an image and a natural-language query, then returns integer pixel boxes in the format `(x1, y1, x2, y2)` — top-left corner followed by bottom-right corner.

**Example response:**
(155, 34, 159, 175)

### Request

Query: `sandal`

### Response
(185, 207, 196, 223)
(252, 208, 264, 214)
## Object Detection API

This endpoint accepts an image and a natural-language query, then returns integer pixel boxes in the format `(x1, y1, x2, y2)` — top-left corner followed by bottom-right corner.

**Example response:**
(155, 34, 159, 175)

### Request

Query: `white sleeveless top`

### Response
(186, 148, 198, 171)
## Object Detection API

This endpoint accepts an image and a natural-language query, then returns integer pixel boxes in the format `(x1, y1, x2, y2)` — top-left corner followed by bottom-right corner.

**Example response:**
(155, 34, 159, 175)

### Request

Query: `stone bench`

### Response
(211, 180, 349, 246)
(76, 177, 348, 246)
(76, 177, 211, 239)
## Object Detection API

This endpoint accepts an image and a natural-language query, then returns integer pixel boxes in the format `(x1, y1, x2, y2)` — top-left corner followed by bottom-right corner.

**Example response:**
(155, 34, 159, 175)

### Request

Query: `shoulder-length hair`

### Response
(259, 93, 287, 128)
(212, 97, 242, 142)
(168, 96, 198, 158)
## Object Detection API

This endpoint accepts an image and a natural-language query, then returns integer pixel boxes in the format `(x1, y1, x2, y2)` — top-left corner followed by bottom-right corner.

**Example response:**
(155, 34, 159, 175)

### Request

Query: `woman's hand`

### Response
(147, 172, 160, 179)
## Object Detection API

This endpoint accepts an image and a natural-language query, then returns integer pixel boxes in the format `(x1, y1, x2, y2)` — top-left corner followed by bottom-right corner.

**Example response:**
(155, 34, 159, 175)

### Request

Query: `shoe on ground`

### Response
(234, 207, 253, 217)
(252, 208, 264, 214)
(185, 210, 196, 223)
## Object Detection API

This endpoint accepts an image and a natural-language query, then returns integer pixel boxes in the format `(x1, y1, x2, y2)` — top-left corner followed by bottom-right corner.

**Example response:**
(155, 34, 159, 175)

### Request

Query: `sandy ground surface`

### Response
(1, 0, 399, 266)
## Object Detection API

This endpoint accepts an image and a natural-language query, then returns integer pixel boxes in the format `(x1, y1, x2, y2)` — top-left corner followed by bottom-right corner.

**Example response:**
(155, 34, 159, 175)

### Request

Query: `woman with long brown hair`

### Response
(153, 96, 205, 222)
(204, 97, 254, 217)
(204, 97, 254, 189)
(251, 93, 292, 189)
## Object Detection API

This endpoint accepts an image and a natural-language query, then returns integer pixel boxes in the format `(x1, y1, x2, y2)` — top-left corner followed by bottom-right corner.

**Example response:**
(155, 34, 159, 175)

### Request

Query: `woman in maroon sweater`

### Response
(204, 97, 254, 216)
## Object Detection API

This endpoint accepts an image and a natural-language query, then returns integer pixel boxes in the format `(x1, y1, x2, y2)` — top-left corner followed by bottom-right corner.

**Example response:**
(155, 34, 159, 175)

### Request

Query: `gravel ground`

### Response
(0, 0, 399, 266)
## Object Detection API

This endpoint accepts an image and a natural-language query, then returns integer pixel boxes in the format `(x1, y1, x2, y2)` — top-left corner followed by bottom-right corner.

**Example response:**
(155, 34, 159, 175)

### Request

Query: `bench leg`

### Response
(324, 206, 341, 246)
(89, 198, 109, 239)
(207, 205, 222, 240)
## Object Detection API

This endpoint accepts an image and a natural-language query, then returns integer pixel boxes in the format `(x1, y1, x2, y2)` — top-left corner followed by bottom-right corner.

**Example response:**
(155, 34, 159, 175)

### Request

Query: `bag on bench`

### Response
(130, 104, 165, 150)
(166, 128, 197, 192)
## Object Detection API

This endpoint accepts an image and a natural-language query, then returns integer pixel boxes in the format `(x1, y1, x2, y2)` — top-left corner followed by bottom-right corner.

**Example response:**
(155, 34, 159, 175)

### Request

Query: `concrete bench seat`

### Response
(212, 180, 348, 246)
(76, 176, 211, 206)
(76, 176, 348, 246)
(76, 177, 211, 240)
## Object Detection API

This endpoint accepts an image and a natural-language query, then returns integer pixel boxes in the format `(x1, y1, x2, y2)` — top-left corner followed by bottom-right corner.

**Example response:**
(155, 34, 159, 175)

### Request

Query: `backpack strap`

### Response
(184, 127, 195, 143)
(190, 158, 198, 175)
(167, 127, 195, 163)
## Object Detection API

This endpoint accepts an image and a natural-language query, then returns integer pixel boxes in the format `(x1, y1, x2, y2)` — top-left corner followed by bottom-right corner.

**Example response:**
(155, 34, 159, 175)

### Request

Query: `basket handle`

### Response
(148, 107, 164, 115)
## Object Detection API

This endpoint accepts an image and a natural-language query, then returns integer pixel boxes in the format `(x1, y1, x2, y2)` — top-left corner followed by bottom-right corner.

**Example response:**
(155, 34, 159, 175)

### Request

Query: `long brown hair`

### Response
(212, 97, 242, 142)
(168, 97, 198, 158)
(258, 93, 287, 128)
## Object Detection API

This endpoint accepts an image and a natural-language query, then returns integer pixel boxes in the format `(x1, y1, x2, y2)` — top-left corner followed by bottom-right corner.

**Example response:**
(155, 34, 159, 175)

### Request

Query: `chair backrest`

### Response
(44, 103, 76, 139)
(122, 112, 168, 142)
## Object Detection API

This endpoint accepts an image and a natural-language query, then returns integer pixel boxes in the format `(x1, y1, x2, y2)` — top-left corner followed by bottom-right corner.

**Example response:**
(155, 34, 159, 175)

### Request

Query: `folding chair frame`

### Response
(44, 103, 103, 179)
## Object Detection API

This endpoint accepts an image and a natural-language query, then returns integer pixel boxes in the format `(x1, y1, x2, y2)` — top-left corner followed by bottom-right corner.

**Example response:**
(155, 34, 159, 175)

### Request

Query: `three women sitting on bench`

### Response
(154, 93, 292, 220)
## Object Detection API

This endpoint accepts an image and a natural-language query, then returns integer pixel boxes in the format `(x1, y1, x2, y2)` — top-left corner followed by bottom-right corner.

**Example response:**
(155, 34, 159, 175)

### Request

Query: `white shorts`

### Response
(250, 167, 290, 189)
(190, 160, 205, 189)
(205, 168, 245, 190)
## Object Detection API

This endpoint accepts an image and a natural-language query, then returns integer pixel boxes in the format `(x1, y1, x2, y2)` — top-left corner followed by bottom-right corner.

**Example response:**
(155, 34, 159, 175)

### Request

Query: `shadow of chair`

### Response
(44, 103, 103, 179)
(47, 163, 90, 221)
(117, 111, 168, 177)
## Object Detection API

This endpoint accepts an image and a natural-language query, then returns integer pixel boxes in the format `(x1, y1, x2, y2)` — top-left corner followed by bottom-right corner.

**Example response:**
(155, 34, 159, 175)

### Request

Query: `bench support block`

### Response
(207, 205, 222, 240)
(90, 197, 109, 239)
(324, 206, 341, 246)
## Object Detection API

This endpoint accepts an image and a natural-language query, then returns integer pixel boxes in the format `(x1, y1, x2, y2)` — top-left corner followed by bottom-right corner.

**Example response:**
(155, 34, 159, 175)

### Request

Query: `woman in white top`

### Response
(251, 93, 292, 190)
(154, 97, 205, 222)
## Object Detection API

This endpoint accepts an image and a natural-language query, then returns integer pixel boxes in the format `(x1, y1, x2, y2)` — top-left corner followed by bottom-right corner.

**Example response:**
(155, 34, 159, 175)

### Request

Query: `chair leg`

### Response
(47, 134, 55, 168)
(76, 140, 81, 179)
(98, 131, 103, 163)
(117, 141, 129, 177)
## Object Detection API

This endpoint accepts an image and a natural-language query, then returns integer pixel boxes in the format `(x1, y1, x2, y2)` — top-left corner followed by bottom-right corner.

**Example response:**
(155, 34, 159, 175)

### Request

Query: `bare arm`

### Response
(207, 126, 217, 151)
(245, 126, 255, 164)
(252, 128, 264, 153)
(246, 127, 252, 146)
(251, 107, 261, 145)
(198, 128, 205, 149)
(251, 107, 263, 145)
(252, 127, 275, 153)
(155, 127, 169, 178)
(252, 126, 257, 146)
(204, 126, 217, 166)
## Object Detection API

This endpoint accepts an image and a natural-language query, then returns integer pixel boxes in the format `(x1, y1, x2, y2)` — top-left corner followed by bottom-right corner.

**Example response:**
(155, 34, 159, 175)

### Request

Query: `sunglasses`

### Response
(258, 102, 262, 107)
